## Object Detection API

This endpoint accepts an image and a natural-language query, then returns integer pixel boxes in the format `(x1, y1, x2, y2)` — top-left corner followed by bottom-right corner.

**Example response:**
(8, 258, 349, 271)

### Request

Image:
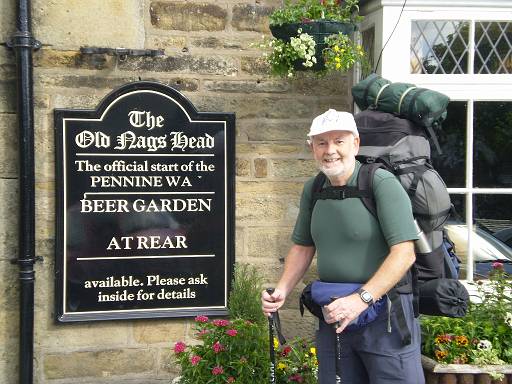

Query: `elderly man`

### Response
(261, 109, 424, 383)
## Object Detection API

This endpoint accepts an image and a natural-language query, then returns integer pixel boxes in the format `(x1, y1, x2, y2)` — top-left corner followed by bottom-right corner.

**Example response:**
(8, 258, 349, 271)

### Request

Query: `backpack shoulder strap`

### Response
(357, 162, 383, 218)
(310, 172, 327, 213)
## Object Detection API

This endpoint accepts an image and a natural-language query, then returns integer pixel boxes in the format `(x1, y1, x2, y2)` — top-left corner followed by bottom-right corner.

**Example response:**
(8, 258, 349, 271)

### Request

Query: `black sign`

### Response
(54, 82, 235, 322)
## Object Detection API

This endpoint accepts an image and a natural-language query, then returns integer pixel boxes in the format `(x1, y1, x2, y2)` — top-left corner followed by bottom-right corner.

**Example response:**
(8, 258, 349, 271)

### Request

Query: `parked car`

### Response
(444, 222, 512, 279)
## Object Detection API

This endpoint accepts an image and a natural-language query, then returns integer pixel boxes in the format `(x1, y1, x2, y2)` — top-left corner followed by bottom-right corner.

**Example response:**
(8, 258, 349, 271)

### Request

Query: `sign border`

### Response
(54, 82, 235, 322)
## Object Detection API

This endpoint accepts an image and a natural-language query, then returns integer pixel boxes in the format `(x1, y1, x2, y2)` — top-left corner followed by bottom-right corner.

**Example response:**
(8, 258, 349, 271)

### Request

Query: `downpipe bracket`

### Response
(6, 31, 41, 50)
(10, 256, 44, 266)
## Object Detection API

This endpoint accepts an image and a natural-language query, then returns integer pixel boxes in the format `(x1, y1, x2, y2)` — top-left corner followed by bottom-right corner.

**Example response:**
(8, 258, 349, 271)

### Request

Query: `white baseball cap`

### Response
(307, 109, 359, 138)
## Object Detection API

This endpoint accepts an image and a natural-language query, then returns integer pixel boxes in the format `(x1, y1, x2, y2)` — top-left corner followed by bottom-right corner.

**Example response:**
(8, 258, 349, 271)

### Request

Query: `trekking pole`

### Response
(266, 288, 277, 384)
(331, 296, 342, 384)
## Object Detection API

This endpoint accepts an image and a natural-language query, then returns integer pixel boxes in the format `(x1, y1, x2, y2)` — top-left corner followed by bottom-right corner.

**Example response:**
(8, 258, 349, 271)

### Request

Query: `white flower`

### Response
(477, 340, 493, 350)
(505, 312, 512, 327)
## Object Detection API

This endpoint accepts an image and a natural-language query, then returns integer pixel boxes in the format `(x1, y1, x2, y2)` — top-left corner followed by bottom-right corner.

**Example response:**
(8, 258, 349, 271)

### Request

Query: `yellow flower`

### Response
(310, 347, 316, 356)
(334, 46, 340, 52)
(455, 335, 468, 346)
(277, 362, 287, 371)
(273, 337, 279, 349)
(335, 57, 341, 62)
(336, 63, 341, 69)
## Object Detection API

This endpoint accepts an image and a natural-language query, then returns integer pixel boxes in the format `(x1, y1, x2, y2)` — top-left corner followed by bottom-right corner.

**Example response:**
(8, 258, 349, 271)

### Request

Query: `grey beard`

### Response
(319, 163, 346, 178)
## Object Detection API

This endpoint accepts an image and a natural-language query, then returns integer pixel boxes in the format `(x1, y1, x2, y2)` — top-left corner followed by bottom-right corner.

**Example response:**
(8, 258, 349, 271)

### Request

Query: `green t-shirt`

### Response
(292, 161, 418, 283)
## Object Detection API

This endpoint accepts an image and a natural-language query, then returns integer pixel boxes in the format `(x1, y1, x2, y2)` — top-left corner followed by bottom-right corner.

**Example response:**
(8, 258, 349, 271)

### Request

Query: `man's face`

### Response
(310, 130, 360, 179)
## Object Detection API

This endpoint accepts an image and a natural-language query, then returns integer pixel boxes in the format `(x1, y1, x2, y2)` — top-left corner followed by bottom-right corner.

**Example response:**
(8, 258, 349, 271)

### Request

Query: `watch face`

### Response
(361, 291, 372, 303)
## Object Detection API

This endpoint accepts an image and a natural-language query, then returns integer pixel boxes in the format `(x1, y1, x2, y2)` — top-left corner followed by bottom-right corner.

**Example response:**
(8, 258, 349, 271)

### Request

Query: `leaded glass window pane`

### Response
(475, 21, 512, 74)
(473, 101, 512, 187)
(431, 101, 467, 188)
(410, 20, 469, 74)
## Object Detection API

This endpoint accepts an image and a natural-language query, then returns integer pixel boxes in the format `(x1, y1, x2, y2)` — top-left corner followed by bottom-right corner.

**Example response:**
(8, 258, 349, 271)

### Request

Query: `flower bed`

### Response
(422, 355, 512, 384)
(421, 262, 512, 382)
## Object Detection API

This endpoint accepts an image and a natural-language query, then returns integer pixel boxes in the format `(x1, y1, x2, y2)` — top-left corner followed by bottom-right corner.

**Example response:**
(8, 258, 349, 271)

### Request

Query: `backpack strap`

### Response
(311, 172, 327, 212)
(311, 163, 382, 218)
(363, 75, 382, 110)
(356, 162, 383, 218)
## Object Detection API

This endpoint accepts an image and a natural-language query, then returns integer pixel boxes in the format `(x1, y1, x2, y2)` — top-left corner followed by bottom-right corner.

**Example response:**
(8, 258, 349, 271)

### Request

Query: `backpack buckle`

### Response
(336, 189, 346, 199)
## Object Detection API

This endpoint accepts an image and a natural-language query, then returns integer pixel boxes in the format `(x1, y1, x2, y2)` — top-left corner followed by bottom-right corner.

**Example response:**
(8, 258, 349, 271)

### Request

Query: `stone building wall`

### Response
(0, 0, 352, 382)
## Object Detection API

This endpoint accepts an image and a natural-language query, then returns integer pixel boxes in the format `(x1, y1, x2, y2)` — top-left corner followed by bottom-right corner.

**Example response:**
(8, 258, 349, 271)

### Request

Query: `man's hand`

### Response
(261, 288, 286, 317)
(322, 294, 368, 333)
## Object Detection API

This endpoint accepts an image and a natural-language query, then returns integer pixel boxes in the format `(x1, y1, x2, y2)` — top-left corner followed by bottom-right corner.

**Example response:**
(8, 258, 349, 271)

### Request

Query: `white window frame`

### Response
(359, 2, 512, 281)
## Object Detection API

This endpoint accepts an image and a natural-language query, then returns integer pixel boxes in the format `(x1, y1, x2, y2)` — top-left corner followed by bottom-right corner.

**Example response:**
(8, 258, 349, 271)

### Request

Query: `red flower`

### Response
(226, 329, 238, 337)
(195, 315, 209, 323)
(213, 341, 225, 353)
(212, 319, 230, 327)
(492, 261, 504, 270)
(190, 355, 201, 366)
(290, 373, 304, 382)
(281, 346, 292, 357)
(173, 341, 186, 354)
(212, 366, 224, 375)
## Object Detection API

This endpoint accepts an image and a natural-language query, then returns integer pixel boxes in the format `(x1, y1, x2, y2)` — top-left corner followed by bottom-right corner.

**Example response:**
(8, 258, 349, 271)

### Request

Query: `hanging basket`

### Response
(269, 20, 357, 71)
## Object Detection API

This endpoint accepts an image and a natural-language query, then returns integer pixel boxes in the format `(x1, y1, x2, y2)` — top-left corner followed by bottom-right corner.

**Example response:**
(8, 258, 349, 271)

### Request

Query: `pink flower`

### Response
(195, 315, 209, 323)
(212, 319, 230, 327)
(212, 366, 224, 375)
(213, 341, 225, 353)
(197, 329, 210, 338)
(227, 377, 235, 383)
(226, 329, 238, 337)
(290, 373, 304, 382)
(190, 355, 201, 366)
(492, 261, 504, 270)
(173, 341, 186, 354)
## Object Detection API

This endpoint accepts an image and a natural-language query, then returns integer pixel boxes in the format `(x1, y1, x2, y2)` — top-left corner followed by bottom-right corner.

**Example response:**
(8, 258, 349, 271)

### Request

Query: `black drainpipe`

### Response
(8, 0, 40, 383)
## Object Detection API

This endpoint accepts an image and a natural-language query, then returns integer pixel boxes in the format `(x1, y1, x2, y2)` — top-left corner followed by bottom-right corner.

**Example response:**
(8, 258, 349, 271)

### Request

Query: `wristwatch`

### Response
(357, 288, 374, 306)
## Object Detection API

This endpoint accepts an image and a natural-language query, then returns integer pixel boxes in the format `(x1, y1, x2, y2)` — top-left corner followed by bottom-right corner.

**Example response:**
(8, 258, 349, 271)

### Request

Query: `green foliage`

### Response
(257, 28, 365, 78)
(269, 0, 363, 26)
(323, 32, 367, 73)
(228, 263, 266, 325)
(174, 318, 269, 384)
(421, 263, 512, 368)
(274, 337, 318, 383)
(258, 29, 317, 78)
(172, 262, 318, 383)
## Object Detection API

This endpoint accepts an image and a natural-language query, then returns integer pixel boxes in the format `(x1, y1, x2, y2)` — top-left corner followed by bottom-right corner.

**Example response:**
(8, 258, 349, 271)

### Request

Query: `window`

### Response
(432, 101, 512, 280)
(411, 20, 470, 74)
(410, 20, 512, 74)
(358, 4, 512, 281)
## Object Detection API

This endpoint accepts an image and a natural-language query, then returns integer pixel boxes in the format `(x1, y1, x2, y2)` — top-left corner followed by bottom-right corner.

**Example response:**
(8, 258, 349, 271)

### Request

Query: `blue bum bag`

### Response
(310, 281, 387, 331)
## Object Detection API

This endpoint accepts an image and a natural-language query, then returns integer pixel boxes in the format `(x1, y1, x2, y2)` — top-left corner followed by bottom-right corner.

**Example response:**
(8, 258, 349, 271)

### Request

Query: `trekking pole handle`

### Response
(266, 288, 275, 317)
(266, 288, 277, 384)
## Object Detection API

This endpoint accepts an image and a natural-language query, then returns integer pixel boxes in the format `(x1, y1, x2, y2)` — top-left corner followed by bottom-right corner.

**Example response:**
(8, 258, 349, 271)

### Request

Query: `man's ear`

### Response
(307, 139, 313, 150)
(353, 136, 360, 154)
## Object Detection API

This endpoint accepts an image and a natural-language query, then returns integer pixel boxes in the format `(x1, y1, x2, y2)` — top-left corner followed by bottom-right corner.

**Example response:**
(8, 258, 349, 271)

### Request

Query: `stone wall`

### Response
(0, 0, 352, 382)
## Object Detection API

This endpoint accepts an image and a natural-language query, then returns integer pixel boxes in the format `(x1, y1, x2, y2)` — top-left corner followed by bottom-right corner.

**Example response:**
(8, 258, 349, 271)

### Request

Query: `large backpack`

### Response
(307, 110, 468, 320)
(351, 74, 450, 154)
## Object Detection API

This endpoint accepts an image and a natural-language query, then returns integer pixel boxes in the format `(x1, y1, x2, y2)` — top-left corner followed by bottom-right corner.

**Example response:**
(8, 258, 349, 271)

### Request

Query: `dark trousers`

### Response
(316, 294, 425, 384)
